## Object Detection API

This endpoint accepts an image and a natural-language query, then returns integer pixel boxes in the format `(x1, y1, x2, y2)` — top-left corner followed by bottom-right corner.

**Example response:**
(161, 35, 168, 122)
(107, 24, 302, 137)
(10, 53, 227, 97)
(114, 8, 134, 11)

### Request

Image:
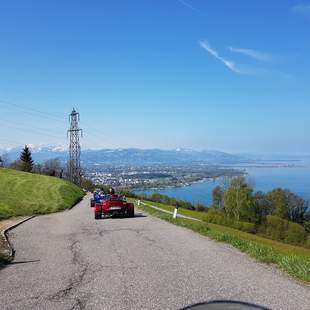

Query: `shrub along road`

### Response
(0, 195, 309, 310)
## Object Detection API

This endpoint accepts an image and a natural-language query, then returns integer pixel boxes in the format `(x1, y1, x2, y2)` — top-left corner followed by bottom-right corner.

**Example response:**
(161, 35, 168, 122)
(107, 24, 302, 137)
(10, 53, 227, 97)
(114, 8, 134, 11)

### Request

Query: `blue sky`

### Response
(0, 0, 309, 153)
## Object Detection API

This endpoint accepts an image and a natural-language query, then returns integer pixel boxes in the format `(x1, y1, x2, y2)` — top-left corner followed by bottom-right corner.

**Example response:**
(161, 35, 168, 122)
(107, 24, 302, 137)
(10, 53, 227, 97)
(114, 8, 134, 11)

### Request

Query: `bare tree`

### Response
(0, 152, 9, 167)
(43, 158, 62, 177)
(219, 175, 232, 191)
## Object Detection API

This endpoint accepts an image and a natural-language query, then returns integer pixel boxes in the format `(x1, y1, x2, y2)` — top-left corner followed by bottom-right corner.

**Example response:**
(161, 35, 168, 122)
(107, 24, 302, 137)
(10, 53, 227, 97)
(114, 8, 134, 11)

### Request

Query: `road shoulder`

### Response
(0, 216, 35, 265)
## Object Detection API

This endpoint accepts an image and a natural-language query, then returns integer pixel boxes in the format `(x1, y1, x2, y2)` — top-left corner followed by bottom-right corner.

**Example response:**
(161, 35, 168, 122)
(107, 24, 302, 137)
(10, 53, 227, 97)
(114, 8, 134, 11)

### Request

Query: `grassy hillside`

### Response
(0, 168, 85, 220)
(138, 200, 310, 255)
(135, 199, 310, 282)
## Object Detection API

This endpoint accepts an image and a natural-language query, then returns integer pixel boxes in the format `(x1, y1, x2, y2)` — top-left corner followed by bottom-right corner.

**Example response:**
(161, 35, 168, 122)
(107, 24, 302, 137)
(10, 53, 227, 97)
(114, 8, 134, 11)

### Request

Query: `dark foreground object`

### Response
(182, 300, 270, 310)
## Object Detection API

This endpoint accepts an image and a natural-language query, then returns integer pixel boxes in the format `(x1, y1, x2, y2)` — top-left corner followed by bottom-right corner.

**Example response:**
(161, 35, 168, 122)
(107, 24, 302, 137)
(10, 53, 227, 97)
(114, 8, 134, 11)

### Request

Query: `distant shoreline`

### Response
(132, 164, 301, 192)
(133, 175, 238, 192)
(133, 164, 310, 206)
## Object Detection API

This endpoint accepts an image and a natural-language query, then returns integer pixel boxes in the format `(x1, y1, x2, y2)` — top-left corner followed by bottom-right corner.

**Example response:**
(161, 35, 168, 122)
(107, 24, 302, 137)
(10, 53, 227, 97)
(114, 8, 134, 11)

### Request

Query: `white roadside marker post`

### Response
(137, 200, 140, 206)
(173, 206, 178, 219)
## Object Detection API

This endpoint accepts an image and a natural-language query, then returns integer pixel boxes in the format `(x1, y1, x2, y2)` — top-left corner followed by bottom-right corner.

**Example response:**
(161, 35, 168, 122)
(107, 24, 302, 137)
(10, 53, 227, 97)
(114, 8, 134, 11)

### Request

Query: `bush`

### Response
(119, 189, 138, 198)
(234, 221, 256, 234)
(306, 236, 310, 248)
(144, 193, 197, 210)
(205, 209, 225, 224)
(285, 222, 307, 245)
(205, 209, 256, 233)
(265, 215, 288, 240)
(304, 221, 310, 233)
(196, 203, 207, 212)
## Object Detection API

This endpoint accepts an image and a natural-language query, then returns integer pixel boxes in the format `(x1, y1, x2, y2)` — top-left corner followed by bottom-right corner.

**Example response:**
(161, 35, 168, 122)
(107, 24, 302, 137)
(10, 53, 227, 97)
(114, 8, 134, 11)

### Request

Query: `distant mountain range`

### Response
(81, 148, 245, 165)
(2, 145, 308, 166)
(0, 146, 246, 165)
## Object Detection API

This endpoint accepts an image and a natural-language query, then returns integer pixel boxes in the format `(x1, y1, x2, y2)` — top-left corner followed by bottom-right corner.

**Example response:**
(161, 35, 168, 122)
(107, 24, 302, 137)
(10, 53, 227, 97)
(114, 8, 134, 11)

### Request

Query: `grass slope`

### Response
(0, 168, 85, 220)
(136, 199, 310, 282)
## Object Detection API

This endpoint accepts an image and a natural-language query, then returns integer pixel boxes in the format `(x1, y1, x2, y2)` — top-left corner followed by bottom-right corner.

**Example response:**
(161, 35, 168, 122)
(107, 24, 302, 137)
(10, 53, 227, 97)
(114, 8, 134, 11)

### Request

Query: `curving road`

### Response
(0, 195, 309, 310)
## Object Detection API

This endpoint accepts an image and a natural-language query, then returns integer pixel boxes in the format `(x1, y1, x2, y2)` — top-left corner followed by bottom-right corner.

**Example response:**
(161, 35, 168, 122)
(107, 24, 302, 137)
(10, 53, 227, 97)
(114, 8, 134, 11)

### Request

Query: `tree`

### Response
(212, 186, 224, 209)
(286, 191, 308, 224)
(223, 177, 254, 222)
(265, 215, 288, 240)
(81, 177, 95, 192)
(266, 188, 289, 220)
(19, 145, 34, 172)
(196, 203, 207, 212)
(252, 191, 272, 224)
(285, 222, 307, 245)
(304, 219, 310, 233)
(10, 159, 24, 170)
(219, 176, 231, 191)
(43, 159, 62, 177)
(32, 163, 43, 174)
(0, 152, 9, 167)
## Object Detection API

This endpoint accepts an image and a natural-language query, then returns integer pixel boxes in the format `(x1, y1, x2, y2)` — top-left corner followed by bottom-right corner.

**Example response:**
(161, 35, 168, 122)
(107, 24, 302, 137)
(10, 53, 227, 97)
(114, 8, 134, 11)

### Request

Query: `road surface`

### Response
(0, 195, 309, 310)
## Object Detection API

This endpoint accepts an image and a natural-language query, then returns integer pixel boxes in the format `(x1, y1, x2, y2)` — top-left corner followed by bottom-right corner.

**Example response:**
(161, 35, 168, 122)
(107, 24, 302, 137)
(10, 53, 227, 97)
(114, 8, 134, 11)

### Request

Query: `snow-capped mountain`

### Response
(0, 145, 245, 165)
(0, 145, 68, 162)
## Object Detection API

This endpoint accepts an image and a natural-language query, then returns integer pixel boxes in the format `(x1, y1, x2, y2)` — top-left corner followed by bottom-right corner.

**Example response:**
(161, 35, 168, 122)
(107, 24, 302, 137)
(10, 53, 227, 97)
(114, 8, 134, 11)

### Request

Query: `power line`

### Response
(0, 120, 66, 140)
(0, 137, 30, 148)
(0, 100, 67, 124)
(0, 118, 65, 136)
(0, 100, 115, 144)
(0, 101, 108, 140)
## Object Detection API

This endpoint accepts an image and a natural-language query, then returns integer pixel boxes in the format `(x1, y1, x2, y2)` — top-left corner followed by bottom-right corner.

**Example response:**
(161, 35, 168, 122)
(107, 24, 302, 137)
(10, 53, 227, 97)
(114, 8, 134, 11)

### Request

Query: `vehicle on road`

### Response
(90, 189, 104, 207)
(94, 194, 134, 219)
(90, 198, 95, 208)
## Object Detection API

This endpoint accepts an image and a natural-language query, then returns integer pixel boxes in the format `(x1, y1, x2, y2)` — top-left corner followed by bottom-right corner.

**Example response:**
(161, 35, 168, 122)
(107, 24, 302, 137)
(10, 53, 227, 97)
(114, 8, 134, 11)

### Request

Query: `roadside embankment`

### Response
(0, 217, 34, 265)
(135, 199, 310, 282)
(0, 168, 85, 219)
(0, 168, 85, 264)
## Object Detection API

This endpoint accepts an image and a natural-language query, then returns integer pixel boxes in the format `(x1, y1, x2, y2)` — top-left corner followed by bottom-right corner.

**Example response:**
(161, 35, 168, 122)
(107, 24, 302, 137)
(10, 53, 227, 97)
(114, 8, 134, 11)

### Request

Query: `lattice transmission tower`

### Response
(67, 108, 83, 185)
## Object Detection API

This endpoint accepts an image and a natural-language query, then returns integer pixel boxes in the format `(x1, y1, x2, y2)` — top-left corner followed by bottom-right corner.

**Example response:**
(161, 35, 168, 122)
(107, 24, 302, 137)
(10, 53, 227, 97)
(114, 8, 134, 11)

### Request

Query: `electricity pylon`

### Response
(67, 108, 82, 185)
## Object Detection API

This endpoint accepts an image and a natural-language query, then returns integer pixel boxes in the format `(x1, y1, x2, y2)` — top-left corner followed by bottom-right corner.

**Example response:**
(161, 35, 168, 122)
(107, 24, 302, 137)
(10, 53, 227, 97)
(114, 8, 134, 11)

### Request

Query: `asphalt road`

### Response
(0, 195, 309, 310)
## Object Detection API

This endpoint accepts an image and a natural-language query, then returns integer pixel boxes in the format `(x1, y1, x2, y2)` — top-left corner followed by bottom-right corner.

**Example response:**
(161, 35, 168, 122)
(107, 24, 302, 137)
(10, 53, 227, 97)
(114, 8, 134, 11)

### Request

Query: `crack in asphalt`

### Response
(69, 295, 90, 310)
(99, 227, 146, 234)
(96, 223, 167, 308)
(49, 236, 91, 309)
(135, 228, 166, 251)
(97, 226, 165, 251)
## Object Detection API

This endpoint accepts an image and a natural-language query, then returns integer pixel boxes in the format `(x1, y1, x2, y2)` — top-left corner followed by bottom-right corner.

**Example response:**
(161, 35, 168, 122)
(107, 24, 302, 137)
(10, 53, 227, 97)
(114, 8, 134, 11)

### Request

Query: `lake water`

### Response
(136, 166, 310, 205)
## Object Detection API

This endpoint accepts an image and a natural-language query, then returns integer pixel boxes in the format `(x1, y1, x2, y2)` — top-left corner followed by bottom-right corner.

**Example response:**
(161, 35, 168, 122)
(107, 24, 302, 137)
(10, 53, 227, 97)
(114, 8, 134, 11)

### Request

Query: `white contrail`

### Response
(199, 41, 291, 78)
(227, 46, 274, 62)
(199, 41, 243, 74)
(177, 0, 199, 12)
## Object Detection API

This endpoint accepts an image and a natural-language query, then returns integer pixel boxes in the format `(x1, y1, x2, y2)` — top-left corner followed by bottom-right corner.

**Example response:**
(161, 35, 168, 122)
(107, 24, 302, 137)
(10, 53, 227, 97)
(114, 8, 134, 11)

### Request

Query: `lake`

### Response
(135, 166, 310, 205)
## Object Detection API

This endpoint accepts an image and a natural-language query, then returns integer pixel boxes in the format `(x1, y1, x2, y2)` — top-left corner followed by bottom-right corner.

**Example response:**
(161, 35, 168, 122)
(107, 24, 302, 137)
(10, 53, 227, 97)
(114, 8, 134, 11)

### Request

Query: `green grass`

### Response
(136, 200, 310, 282)
(0, 168, 85, 220)
(139, 199, 209, 221)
